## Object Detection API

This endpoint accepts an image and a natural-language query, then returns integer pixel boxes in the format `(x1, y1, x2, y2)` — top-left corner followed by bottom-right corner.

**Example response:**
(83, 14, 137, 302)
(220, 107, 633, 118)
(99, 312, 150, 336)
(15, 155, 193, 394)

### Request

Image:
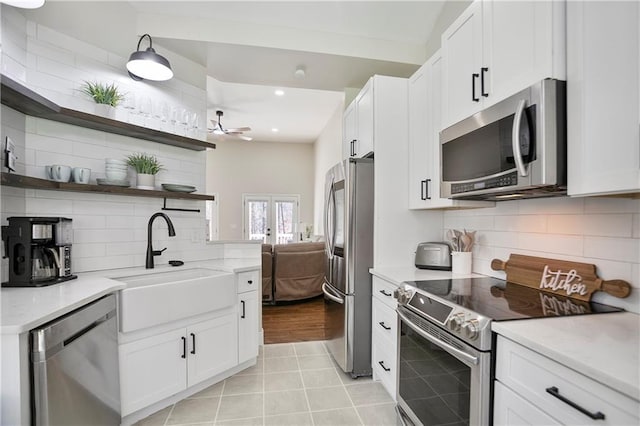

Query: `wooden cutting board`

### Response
(491, 254, 631, 301)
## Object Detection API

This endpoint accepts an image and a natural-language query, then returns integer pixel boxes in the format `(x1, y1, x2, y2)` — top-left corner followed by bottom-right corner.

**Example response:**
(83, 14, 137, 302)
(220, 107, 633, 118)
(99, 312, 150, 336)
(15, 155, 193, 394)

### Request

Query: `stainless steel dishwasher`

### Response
(30, 293, 120, 425)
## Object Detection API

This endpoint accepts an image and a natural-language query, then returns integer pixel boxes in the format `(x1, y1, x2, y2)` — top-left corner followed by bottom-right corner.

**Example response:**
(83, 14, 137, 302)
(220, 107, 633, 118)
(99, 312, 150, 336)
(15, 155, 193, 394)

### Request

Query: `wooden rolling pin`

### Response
(491, 254, 631, 301)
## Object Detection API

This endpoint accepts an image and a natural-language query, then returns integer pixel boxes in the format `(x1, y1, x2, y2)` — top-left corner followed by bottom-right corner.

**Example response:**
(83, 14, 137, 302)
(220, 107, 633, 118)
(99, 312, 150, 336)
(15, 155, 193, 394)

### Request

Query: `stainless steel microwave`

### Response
(440, 79, 566, 201)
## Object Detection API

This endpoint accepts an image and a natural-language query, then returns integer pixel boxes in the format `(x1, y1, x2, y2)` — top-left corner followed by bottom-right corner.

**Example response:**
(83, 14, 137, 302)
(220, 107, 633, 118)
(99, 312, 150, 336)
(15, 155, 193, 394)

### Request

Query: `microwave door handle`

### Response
(512, 99, 528, 177)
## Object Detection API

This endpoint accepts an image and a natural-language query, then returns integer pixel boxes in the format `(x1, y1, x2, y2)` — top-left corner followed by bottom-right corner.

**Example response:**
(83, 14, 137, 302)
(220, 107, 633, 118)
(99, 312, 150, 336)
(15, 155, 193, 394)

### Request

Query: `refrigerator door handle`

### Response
(322, 282, 344, 304)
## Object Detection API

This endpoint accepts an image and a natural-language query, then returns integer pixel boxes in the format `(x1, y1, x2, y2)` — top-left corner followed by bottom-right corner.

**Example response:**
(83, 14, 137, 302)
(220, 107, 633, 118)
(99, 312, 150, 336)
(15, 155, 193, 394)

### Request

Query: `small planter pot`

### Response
(95, 104, 116, 119)
(136, 173, 156, 190)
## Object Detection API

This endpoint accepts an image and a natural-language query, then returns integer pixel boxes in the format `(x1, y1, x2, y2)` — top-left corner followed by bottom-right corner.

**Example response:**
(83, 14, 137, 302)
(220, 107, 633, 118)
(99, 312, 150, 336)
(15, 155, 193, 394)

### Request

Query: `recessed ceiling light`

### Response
(271, 128, 279, 132)
(274, 89, 285, 96)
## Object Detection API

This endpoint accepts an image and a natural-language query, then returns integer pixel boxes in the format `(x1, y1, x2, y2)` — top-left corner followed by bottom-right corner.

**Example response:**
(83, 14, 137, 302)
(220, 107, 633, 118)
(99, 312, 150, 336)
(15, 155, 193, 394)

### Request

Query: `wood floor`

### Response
(262, 296, 328, 344)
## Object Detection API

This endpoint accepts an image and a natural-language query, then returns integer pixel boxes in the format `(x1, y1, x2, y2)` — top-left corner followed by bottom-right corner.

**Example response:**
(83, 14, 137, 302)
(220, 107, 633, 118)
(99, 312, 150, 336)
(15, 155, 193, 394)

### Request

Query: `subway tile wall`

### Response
(444, 197, 640, 313)
(0, 7, 223, 277)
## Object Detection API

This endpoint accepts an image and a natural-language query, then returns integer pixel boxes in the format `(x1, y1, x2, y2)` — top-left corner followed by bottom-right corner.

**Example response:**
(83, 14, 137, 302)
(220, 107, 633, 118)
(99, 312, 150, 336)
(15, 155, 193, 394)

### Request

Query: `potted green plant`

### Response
(80, 81, 124, 118)
(126, 153, 163, 190)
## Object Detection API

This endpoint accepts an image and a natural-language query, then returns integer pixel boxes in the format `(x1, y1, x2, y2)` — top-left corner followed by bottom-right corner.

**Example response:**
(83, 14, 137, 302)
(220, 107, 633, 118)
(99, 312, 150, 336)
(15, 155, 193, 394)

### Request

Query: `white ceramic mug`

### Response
(49, 165, 71, 182)
(72, 167, 91, 184)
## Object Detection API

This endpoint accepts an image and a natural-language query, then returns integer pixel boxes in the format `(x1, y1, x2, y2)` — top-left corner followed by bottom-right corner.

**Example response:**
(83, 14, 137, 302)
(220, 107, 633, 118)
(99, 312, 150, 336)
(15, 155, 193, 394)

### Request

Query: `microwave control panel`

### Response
(451, 171, 517, 195)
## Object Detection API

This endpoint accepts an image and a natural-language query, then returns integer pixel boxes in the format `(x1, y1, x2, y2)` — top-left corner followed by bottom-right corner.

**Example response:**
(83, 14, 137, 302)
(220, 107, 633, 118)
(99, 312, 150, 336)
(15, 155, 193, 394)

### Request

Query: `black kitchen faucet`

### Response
(146, 212, 176, 269)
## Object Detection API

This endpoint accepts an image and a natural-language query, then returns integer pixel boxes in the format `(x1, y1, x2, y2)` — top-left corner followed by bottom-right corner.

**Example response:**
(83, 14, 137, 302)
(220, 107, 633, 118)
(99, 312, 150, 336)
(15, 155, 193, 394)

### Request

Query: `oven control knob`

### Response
(447, 313, 466, 331)
(393, 288, 413, 305)
(462, 319, 480, 340)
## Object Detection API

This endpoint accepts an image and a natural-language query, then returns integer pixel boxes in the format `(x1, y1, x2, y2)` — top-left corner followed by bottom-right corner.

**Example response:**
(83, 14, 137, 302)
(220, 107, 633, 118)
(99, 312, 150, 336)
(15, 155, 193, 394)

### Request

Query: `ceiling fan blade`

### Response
(226, 127, 251, 132)
(237, 135, 253, 141)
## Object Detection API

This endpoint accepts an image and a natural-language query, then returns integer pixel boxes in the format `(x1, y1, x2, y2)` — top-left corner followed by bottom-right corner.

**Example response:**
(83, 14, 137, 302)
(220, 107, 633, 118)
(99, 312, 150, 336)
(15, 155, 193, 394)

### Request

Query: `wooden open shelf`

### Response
(0, 75, 215, 151)
(1, 172, 214, 202)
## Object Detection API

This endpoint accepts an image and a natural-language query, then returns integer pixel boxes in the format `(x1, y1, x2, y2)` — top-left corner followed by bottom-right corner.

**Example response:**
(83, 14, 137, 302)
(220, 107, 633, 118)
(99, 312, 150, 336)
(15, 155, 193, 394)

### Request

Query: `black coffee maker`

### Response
(2, 217, 77, 287)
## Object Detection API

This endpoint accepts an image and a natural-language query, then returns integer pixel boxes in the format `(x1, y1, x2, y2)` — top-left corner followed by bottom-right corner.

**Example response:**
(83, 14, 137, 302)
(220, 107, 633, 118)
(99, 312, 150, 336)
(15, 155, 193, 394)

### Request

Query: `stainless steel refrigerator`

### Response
(322, 157, 373, 378)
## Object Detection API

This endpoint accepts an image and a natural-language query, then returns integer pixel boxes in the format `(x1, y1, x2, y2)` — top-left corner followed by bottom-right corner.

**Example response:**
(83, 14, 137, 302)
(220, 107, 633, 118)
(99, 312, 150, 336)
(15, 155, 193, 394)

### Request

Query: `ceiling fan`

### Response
(209, 110, 252, 141)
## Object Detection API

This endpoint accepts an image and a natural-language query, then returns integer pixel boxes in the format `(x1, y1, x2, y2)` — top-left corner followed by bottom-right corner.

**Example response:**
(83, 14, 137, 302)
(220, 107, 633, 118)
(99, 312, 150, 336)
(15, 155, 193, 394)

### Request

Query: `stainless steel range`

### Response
(393, 277, 622, 426)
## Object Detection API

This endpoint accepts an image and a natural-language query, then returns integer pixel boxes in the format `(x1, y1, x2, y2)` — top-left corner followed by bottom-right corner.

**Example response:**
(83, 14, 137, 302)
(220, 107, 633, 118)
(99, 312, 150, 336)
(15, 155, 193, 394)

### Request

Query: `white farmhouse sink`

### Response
(116, 268, 235, 333)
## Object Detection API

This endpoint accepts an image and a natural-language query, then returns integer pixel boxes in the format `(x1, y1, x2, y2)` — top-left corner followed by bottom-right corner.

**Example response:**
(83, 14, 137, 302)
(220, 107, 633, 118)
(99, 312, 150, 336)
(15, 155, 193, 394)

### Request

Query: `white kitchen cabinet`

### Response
(567, 1, 640, 196)
(408, 50, 493, 210)
(371, 276, 398, 399)
(494, 336, 640, 425)
(494, 381, 561, 426)
(119, 313, 238, 417)
(238, 287, 259, 363)
(343, 76, 398, 159)
(441, 0, 565, 129)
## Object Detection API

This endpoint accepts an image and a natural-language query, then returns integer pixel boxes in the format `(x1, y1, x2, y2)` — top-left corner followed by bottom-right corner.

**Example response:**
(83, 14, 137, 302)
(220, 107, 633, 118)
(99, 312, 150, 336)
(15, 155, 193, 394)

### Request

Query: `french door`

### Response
(242, 194, 299, 244)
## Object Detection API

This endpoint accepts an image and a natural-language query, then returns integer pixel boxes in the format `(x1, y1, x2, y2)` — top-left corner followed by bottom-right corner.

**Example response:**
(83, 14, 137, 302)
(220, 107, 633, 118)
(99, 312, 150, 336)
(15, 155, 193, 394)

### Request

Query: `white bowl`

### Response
(105, 159, 127, 165)
(105, 164, 128, 170)
(105, 171, 127, 180)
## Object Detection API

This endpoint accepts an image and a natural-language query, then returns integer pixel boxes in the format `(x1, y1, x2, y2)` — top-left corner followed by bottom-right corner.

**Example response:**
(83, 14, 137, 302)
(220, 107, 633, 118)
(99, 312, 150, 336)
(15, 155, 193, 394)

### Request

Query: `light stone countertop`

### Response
(1, 258, 261, 335)
(492, 312, 640, 401)
(370, 266, 480, 286)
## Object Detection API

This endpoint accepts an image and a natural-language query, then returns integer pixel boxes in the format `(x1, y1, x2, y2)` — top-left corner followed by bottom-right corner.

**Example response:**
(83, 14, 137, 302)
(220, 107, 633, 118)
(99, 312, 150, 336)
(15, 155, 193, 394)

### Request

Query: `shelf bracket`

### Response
(161, 198, 201, 213)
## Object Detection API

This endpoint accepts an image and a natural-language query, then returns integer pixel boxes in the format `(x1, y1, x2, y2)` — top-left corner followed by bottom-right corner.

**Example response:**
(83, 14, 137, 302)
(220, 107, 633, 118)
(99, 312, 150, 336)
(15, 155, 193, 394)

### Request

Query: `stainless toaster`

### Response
(415, 242, 452, 270)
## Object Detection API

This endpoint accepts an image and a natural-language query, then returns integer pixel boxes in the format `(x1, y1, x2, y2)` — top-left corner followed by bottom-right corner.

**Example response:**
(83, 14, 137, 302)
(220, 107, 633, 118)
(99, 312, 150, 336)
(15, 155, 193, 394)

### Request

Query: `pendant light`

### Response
(126, 34, 173, 82)
(0, 0, 45, 8)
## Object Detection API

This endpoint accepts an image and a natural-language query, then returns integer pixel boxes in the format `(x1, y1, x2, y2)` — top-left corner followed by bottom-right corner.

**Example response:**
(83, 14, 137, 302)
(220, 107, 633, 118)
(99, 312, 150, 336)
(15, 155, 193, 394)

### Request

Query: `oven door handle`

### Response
(397, 309, 479, 366)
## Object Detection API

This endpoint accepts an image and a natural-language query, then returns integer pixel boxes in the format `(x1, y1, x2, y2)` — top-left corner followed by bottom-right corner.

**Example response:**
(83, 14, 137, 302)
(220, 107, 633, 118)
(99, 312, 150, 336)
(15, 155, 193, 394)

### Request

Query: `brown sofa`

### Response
(262, 242, 325, 303)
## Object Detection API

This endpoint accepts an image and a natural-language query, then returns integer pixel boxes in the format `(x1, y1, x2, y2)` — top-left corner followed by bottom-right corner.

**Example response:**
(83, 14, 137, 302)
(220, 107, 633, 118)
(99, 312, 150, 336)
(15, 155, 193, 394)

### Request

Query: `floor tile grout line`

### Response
(162, 402, 176, 426)
(212, 378, 226, 424)
(295, 342, 317, 426)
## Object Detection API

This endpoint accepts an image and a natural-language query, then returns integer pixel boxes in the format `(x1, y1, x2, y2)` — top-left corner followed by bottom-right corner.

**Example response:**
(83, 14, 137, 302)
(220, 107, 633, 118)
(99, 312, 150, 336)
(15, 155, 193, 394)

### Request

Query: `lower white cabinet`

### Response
(238, 289, 259, 363)
(494, 336, 640, 425)
(119, 314, 237, 416)
(371, 276, 398, 399)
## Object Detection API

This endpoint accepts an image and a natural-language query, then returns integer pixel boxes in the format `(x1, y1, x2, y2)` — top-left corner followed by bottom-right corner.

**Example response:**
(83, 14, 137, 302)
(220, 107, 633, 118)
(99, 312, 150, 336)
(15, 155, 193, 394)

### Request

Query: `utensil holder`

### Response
(452, 252, 472, 274)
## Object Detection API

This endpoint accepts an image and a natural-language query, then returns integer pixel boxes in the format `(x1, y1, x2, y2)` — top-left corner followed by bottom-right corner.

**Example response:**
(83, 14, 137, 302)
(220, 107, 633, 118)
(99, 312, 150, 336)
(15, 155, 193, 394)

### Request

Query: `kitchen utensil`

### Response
(161, 184, 197, 193)
(48, 165, 71, 182)
(446, 229, 459, 251)
(72, 167, 91, 184)
(491, 254, 632, 301)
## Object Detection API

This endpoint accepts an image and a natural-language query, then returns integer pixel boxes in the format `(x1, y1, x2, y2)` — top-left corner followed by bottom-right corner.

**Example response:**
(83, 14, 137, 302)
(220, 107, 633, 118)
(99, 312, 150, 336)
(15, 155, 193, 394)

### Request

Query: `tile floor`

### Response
(135, 341, 399, 426)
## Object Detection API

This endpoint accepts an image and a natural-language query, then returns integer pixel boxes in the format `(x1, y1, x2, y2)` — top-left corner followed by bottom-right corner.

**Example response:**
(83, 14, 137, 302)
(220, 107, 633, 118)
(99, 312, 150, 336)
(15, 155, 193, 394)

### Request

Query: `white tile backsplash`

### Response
(445, 197, 640, 313)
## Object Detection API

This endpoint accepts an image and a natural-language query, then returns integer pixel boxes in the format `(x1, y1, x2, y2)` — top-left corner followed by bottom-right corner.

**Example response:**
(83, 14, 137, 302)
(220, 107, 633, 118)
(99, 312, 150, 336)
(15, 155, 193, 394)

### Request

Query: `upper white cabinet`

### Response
(567, 1, 640, 197)
(343, 76, 398, 159)
(441, 0, 566, 129)
(408, 50, 492, 209)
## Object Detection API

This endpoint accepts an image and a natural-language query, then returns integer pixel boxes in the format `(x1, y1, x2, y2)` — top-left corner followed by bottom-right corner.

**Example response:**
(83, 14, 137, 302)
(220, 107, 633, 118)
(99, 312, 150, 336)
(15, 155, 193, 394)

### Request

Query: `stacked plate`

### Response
(100, 158, 130, 186)
(162, 183, 197, 193)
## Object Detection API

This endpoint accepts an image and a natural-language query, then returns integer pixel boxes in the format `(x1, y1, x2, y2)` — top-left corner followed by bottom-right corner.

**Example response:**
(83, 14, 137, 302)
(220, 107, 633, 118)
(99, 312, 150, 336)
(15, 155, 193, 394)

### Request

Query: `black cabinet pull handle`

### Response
(378, 361, 391, 372)
(481, 67, 489, 97)
(241, 300, 246, 319)
(426, 178, 431, 200)
(350, 139, 357, 157)
(420, 179, 427, 200)
(190, 333, 196, 355)
(380, 289, 392, 297)
(545, 386, 605, 420)
(379, 321, 391, 330)
(472, 73, 480, 102)
(247, 280, 253, 284)
(181, 336, 186, 359)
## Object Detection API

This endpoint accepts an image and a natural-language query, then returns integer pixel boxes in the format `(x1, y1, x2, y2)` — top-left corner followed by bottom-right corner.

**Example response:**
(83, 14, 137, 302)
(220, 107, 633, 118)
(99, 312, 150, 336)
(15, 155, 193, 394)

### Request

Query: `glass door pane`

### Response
(246, 199, 269, 242)
(273, 200, 297, 244)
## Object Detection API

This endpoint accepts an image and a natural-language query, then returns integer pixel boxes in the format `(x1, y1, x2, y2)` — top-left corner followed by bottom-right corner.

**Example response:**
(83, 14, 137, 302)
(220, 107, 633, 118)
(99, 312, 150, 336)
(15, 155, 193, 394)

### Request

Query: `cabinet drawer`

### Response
(372, 297, 397, 346)
(496, 336, 639, 425)
(372, 339, 397, 401)
(494, 381, 561, 426)
(372, 277, 397, 309)
(237, 270, 259, 294)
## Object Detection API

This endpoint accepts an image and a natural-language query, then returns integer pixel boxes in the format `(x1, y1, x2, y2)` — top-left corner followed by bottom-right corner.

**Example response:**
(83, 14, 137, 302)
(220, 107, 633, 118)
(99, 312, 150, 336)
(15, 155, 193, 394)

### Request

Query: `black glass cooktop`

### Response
(403, 277, 623, 321)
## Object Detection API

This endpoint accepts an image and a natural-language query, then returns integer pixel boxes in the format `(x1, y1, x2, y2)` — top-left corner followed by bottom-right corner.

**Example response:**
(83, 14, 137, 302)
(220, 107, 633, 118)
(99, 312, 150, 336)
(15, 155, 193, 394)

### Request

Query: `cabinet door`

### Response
(567, 1, 640, 196)
(494, 381, 561, 426)
(238, 290, 260, 363)
(343, 100, 357, 159)
(408, 62, 431, 209)
(441, 0, 483, 129)
(187, 314, 238, 387)
(119, 328, 187, 416)
(355, 78, 374, 157)
(483, 0, 564, 108)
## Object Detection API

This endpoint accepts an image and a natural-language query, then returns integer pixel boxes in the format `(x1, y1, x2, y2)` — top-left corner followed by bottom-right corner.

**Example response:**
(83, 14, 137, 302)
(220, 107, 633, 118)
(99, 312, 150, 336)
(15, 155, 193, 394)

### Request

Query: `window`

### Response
(205, 197, 219, 241)
(242, 194, 300, 244)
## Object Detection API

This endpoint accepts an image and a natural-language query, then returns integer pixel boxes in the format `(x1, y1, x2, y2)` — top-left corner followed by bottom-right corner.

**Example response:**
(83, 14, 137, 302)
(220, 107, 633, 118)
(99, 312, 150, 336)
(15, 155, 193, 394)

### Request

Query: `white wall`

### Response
(445, 197, 640, 313)
(424, 0, 473, 58)
(312, 102, 344, 235)
(206, 139, 315, 240)
(0, 6, 220, 277)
